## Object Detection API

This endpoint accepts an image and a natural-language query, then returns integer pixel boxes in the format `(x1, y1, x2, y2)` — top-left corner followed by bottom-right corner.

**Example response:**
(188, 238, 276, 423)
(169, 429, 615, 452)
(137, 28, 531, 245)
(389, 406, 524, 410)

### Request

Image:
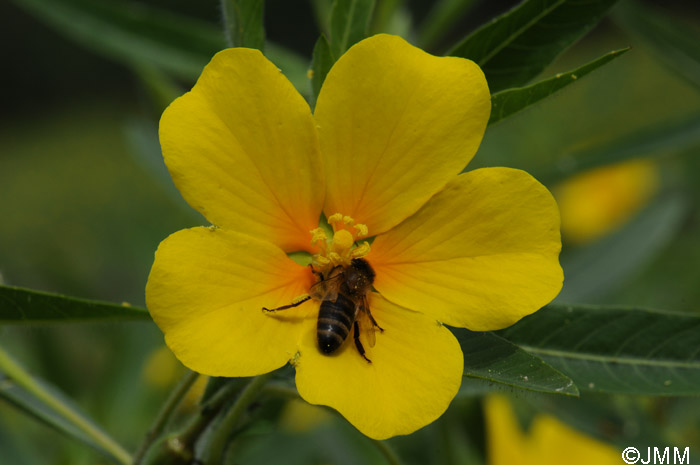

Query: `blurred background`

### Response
(1, 0, 699, 464)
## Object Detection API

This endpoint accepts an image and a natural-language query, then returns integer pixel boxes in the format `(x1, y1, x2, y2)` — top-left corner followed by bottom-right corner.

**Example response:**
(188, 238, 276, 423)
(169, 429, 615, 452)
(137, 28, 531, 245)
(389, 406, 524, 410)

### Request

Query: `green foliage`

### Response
(220, 0, 266, 50)
(457, 330, 578, 396)
(11, 0, 308, 95)
(538, 113, 700, 185)
(449, 0, 620, 92)
(0, 347, 131, 464)
(310, 35, 335, 108)
(614, 1, 700, 90)
(559, 195, 689, 302)
(0, 285, 150, 323)
(416, 0, 477, 49)
(489, 48, 629, 126)
(329, 0, 376, 59)
(500, 304, 700, 396)
(4, 0, 699, 462)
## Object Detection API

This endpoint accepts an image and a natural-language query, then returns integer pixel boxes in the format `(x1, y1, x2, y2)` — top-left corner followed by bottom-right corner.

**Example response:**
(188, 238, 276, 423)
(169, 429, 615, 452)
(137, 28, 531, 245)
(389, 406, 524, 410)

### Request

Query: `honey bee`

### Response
(263, 258, 383, 362)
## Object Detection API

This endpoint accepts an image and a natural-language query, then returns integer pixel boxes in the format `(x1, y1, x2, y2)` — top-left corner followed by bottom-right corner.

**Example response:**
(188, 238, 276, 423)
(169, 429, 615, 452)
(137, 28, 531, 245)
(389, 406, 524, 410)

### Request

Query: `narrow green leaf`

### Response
(540, 113, 700, 185)
(456, 329, 579, 396)
(449, 0, 620, 92)
(329, 0, 376, 59)
(1, 374, 100, 453)
(0, 285, 150, 324)
(309, 35, 335, 109)
(0, 347, 131, 464)
(220, 0, 265, 50)
(11, 0, 308, 96)
(614, 2, 700, 90)
(12, 0, 223, 80)
(489, 48, 629, 126)
(558, 194, 688, 302)
(417, 0, 478, 49)
(499, 303, 700, 396)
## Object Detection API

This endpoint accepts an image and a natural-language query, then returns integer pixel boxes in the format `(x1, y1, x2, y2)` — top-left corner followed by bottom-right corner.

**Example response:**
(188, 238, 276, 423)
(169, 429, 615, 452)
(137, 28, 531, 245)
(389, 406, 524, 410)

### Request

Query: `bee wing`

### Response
(358, 297, 377, 348)
(309, 273, 342, 302)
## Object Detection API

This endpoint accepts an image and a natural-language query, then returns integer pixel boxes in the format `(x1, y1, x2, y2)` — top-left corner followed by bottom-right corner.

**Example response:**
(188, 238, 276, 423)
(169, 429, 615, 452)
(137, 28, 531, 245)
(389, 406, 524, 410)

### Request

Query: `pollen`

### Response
(310, 213, 371, 272)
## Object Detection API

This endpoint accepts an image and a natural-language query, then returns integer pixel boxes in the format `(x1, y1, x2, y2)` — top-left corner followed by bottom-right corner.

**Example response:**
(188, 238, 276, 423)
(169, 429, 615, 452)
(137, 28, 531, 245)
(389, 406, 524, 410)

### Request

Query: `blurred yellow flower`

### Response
(485, 395, 620, 465)
(142, 345, 208, 409)
(279, 399, 332, 433)
(146, 34, 563, 439)
(555, 158, 659, 244)
(143, 345, 182, 390)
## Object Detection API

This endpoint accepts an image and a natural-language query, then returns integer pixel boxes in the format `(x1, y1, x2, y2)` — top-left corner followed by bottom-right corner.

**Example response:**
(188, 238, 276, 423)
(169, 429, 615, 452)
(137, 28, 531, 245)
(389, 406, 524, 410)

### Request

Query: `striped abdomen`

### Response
(317, 293, 356, 354)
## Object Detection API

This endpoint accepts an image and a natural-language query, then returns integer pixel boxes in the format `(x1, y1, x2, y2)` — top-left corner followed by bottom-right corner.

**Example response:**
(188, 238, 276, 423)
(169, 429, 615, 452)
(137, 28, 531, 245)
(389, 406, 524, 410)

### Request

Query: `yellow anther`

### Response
(327, 252, 342, 265)
(327, 213, 344, 227)
(351, 241, 371, 259)
(354, 223, 368, 238)
(343, 216, 355, 227)
(333, 229, 354, 252)
(310, 228, 328, 245)
(316, 255, 331, 265)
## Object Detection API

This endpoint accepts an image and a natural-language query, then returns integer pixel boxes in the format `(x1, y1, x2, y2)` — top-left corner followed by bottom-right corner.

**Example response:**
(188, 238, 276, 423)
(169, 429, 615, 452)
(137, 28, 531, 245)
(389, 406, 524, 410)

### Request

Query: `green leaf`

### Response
(1, 373, 102, 454)
(309, 35, 335, 109)
(220, 0, 266, 50)
(499, 303, 700, 396)
(539, 113, 700, 185)
(417, 0, 478, 50)
(0, 347, 131, 464)
(614, 2, 700, 90)
(558, 194, 689, 302)
(0, 285, 150, 324)
(456, 329, 579, 396)
(329, 0, 376, 59)
(11, 0, 309, 96)
(12, 0, 223, 80)
(449, 0, 620, 92)
(489, 48, 629, 126)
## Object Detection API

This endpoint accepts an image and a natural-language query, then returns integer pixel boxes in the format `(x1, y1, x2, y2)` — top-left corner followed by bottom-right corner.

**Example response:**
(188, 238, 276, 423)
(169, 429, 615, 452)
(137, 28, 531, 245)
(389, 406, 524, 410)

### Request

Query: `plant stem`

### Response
(372, 438, 404, 465)
(132, 370, 200, 465)
(0, 345, 132, 465)
(206, 373, 273, 464)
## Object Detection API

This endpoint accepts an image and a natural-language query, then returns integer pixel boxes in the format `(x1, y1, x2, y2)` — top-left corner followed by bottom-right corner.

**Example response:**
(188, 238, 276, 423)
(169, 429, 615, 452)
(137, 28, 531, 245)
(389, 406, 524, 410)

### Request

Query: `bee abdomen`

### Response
(317, 294, 355, 355)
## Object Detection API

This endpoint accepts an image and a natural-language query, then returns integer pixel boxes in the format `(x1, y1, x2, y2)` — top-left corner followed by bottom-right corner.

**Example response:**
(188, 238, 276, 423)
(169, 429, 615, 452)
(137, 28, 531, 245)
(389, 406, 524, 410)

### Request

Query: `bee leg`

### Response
(363, 298, 384, 333)
(262, 295, 311, 313)
(308, 264, 323, 280)
(354, 321, 372, 363)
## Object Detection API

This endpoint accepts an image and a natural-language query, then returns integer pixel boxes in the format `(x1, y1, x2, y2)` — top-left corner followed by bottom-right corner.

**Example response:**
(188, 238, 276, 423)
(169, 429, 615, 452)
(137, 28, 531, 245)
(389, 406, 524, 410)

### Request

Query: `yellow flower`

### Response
(146, 34, 563, 439)
(555, 158, 659, 244)
(485, 395, 620, 465)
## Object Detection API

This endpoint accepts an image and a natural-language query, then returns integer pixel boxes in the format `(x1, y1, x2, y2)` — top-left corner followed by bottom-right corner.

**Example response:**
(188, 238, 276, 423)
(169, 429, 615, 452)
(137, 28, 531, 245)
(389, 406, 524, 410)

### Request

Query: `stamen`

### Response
(354, 223, 368, 238)
(351, 241, 371, 259)
(311, 214, 371, 271)
(327, 213, 344, 231)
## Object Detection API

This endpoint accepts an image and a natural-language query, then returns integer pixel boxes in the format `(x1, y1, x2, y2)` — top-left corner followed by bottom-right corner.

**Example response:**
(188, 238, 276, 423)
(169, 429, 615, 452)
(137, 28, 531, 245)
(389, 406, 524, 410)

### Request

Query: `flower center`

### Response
(310, 213, 370, 274)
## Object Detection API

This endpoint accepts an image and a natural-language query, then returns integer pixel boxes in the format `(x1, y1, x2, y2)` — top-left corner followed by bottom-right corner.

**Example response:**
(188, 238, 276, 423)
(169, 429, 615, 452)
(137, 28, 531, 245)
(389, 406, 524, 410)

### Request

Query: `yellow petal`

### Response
(146, 227, 315, 377)
(294, 295, 463, 440)
(316, 34, 490, 236)
(484, 396, 530, 465)
(370, 168, 563, 331)
(160, 48, 324, 252)
(485, 395, 621, 465)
